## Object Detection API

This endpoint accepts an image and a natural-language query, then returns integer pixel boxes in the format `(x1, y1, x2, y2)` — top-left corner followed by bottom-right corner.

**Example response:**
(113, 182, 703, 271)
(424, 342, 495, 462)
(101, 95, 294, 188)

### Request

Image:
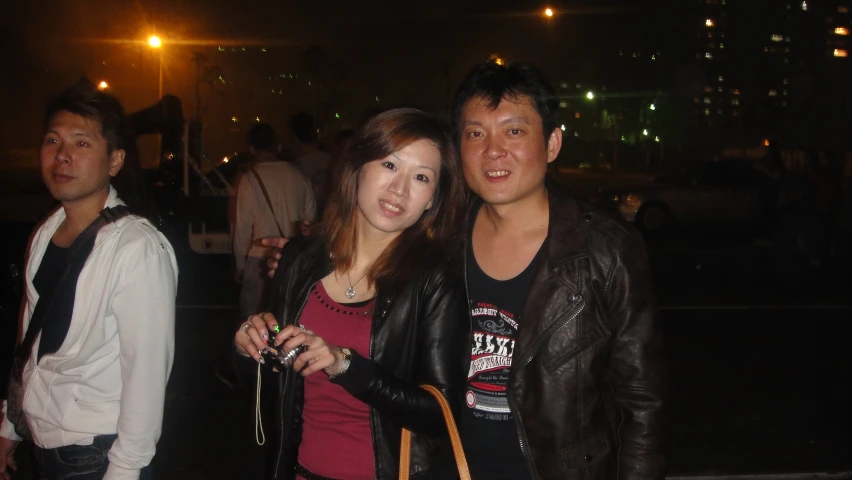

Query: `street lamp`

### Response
(543, 7, 554, 17)
(148, 35, 163, 99)
(98, 81, 109, 90)
(586, 91, 594, 100)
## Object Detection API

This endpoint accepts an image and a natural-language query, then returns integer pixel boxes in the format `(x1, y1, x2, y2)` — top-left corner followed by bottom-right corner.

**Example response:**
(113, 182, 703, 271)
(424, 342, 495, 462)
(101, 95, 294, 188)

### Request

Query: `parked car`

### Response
(592, 159, 763, 231)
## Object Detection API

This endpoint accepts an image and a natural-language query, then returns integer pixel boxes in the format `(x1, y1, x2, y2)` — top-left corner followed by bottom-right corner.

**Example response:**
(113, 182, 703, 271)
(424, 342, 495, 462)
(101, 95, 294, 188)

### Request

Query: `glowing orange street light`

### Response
(147, 35, 164, 99)
(97, 81, 109, 90)
(544, 7, 554, 17)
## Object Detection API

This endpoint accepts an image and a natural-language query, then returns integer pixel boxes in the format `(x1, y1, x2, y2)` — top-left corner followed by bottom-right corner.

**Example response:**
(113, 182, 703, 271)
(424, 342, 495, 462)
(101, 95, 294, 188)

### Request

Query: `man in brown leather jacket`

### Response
(452, 61, 666, 479)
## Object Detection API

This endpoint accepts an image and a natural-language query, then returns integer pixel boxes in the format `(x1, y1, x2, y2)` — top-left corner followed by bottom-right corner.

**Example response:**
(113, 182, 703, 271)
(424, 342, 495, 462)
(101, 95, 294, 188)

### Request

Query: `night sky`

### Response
(0, 0, 739, 163)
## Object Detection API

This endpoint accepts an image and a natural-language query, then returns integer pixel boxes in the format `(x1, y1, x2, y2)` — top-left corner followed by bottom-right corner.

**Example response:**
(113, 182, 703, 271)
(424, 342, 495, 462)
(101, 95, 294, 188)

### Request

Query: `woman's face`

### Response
(356, 138, 442, 239)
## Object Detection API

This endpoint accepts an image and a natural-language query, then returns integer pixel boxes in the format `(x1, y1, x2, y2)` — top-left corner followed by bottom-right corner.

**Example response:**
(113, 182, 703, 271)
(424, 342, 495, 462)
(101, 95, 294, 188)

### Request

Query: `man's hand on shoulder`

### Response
(261, 237, 288, 279)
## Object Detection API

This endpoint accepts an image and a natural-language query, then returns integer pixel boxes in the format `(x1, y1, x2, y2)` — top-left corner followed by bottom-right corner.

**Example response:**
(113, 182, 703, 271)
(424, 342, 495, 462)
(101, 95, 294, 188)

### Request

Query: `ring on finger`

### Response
(241, 323, 251, 334)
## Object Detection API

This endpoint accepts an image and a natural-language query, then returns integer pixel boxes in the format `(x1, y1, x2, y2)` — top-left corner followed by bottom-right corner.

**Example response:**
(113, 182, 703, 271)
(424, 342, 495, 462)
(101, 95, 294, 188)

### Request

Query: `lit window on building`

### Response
(801, 1, 807, 10)
(706, 19, 714, 27)
(704, 108, 711, 116)
(261, 48, 267, 52)
(705, 86, 713, 92)
(765, 47, 770, 52)
(771, 34, 784, 42)
(783, 78, 789, 84)
(786, 36, 791, 42)
(718, 75, 724, 82)
(836, 27, 850, 36)
(218, 46, 225, 52)
(651, 54, 656, 60)
(732, 99, 740, 106)
(768, 89, 778, 97)
(720, 42, 725, 49)
(783, 90, 788, 96)
(706, 52, 714, 59)
(718, 86, 724, 92)
(835, 49, 849, 57)
(694, 97, 700, 104)
(704, 97, 712, 104)
(559, 101, 568, 108)
(839, 6, 849, 13)
(732, 89, 741, 95)
(575, 112, 581, 119)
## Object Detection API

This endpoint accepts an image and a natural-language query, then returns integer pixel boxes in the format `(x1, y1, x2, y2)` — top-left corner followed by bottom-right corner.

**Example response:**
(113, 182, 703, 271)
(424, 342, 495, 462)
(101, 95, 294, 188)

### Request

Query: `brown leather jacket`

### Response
(463, 188, 667, 479)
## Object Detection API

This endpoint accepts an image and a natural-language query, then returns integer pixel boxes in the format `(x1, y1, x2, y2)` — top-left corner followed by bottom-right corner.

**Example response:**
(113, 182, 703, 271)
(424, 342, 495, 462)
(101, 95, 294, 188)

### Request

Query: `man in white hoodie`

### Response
(0, 80, 178, 480)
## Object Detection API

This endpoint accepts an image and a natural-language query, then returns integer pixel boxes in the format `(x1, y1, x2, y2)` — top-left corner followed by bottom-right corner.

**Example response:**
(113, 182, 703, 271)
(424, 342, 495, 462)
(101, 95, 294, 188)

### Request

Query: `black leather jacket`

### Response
(463, 189, 666, 479)
(253, 237, 469, 480)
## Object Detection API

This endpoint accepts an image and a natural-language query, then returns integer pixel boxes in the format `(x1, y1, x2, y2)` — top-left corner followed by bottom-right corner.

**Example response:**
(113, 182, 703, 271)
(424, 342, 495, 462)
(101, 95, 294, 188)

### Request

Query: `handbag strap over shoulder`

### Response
(249, 166, 287, 238)
(12, 206, 130, 375)
(399, 385, 471, 480)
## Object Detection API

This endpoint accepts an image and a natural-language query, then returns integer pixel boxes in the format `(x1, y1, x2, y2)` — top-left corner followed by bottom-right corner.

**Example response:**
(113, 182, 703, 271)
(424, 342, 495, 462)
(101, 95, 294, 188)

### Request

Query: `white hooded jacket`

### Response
(0, 187, 178, 480)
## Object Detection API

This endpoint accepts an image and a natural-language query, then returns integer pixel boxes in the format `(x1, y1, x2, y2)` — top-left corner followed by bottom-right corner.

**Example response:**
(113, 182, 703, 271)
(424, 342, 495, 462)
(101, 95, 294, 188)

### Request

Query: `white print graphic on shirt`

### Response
(466, 302, 519, 419)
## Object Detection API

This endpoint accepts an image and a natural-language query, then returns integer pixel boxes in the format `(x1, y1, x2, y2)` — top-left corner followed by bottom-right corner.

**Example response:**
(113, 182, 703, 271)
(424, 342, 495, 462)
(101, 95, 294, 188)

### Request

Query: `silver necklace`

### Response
(345, 271, 369, 299)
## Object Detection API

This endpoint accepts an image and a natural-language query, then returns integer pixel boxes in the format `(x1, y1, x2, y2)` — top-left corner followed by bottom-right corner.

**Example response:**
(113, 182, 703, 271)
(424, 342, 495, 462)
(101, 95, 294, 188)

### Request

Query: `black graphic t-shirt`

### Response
(461, 238, 543, 480)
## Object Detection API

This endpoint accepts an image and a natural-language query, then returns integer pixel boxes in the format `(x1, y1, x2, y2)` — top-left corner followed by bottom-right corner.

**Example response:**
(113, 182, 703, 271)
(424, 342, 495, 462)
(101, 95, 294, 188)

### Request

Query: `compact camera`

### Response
(266, 330, 307, 369)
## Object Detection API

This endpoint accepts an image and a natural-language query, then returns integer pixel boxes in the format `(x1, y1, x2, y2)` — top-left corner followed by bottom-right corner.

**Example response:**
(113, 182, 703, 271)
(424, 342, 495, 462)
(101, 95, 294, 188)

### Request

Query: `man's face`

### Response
(40, 111, 124, 206)
(459, 95, 561, 206)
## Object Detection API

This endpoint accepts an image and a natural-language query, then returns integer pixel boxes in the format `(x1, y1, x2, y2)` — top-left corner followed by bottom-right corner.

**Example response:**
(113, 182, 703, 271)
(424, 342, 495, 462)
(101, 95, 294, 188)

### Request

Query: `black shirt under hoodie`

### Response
(34, 241, 70, 360)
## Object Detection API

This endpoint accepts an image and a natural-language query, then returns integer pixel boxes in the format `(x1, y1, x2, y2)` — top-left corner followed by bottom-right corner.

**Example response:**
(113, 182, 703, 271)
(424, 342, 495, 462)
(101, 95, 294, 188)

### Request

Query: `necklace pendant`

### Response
(345, 286, 356, 299)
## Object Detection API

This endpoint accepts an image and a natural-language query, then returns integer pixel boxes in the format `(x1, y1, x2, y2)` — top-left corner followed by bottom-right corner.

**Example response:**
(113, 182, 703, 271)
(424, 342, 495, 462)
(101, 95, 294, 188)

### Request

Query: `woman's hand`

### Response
(276, 325, 345, 377)
(234, 312, 280, 364)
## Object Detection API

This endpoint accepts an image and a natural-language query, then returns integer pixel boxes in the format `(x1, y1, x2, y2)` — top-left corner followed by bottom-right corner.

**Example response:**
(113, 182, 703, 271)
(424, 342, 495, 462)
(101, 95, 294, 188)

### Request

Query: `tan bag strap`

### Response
(399, 385, 471, 480)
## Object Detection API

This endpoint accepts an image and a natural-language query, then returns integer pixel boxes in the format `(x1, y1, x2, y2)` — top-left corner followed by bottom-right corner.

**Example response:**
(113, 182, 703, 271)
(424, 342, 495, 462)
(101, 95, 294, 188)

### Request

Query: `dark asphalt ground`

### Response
(5, 223, 852, 479)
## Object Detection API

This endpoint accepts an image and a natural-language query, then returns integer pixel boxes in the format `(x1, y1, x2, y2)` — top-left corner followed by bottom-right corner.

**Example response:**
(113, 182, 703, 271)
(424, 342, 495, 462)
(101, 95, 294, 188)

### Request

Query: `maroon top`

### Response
(297, 281, 375, 480)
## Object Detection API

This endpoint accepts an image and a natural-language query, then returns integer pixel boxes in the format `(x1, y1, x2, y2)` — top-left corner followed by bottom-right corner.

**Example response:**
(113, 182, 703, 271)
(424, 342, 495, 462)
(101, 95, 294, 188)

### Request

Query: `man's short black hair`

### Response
(246, 123, 278, 152)
(289, 112, 317, 144)
(44, 78, 129, 153)
(451, 61, 560, 143)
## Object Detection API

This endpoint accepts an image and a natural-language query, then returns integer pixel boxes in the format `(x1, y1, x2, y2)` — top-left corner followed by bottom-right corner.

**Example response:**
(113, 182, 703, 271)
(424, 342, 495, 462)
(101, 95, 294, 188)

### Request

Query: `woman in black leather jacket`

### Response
(234, 108, 469, 480)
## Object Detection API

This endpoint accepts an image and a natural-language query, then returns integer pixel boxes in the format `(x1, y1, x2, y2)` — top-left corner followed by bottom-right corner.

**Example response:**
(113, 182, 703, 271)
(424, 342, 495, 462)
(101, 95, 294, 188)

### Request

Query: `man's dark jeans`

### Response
(33, 434, 153, 480)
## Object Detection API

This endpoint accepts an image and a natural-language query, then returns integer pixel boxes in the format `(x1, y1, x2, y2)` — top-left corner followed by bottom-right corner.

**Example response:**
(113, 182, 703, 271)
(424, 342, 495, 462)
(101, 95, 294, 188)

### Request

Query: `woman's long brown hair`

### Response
(319, 108, 466, 288)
